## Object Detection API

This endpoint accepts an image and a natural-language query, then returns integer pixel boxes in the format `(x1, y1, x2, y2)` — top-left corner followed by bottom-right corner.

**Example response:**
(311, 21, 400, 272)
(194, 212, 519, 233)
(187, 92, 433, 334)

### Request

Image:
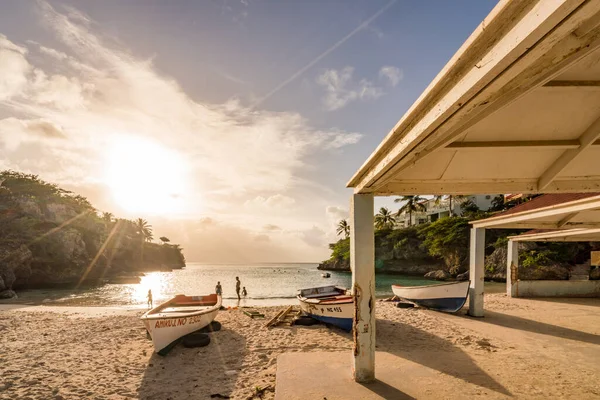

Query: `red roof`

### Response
(492, 193, 600, 218)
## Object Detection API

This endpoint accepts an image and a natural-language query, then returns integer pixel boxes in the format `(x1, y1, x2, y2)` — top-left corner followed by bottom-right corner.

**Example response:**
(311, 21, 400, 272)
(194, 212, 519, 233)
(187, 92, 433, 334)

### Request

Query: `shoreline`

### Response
(1, 294, 598, 399)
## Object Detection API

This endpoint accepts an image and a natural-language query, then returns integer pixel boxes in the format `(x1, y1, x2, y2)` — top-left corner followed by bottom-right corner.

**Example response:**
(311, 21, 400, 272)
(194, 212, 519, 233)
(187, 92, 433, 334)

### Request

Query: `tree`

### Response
(446, 195, 468, 216)
(159, 236, 170, 244)
(134, 218, 154, 242)
(394, 195, 426, 227)
(102, 212, 114, 224)
(374, 207, 395, 230)
(419, 217, 470, 274)
(336, 219, 350, 238)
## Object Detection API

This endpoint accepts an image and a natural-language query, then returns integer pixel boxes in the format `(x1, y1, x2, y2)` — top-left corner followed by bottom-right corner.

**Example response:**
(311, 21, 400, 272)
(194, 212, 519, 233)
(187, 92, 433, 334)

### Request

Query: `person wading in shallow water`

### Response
(235, 276, 241, 300)
(147, 289, 153, 308)
(242, 287, 247, 298)
(215, 281, 222, 296)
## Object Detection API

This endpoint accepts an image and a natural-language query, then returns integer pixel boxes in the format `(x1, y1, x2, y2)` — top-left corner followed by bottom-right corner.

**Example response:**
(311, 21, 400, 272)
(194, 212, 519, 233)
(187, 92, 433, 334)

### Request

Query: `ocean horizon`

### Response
(11, 262, 505, 308)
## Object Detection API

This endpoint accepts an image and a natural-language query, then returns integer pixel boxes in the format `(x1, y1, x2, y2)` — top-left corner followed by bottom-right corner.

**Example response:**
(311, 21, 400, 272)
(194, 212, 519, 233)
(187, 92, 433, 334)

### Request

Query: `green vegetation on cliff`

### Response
(0, 171, 185, 297)
(323, 206, 597, 280)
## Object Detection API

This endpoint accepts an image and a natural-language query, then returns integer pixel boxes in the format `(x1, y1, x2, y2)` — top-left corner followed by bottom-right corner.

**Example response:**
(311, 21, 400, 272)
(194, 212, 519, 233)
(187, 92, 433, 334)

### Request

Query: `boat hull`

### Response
(141, 295, 221, 355)
(391, 281, 470, 313)
(297, 286, 353, 332)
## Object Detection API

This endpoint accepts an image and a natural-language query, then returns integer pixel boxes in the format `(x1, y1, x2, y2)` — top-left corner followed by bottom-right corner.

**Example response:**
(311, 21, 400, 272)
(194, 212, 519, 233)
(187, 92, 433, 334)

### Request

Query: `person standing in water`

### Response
(242, 287, 247, 298)
(215, 281, 222, 296)
(235, 276, 241, 300)
(147, 289, 153, 308)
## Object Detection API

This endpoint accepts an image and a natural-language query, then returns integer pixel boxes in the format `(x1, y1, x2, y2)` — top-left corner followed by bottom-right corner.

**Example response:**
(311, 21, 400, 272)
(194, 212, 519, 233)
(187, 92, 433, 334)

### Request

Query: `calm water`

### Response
(12, 263, 445, 307)
(13, 263, 505, 307)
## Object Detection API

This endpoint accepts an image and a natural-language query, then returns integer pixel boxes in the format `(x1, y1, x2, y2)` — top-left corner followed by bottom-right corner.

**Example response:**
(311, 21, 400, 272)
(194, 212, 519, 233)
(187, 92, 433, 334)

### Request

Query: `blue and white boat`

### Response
(391, 280, 470, 312)
(297, 286, 353, 331)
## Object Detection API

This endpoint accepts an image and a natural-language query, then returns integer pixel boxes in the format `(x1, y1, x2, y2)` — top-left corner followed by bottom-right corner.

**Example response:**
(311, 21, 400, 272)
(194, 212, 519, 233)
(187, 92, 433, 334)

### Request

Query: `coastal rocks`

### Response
(317, 259, 349, 271)
(456, 271, 469, 281)
(0, 289, 17, 299)
(0, 245, 33, 293)
(519, 264, 569, 280)
(424, 270, 451, 281)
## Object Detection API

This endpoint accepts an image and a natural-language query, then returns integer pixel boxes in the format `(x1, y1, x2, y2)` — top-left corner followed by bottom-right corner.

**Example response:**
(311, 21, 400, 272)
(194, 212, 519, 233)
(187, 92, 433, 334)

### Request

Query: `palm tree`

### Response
(134, 218, 154, 242)
(101, 212, 114, 224)
(336, 219, 350, 239)
(394, 195, 426, 227)
(374, 207, 395, 230)
(448, 195, 468, 216)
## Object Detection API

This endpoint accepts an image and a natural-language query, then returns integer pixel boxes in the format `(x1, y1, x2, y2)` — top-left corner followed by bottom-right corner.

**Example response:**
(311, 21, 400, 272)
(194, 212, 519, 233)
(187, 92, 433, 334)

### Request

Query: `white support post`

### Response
(506, 240, 519, 297)
(350, 194, 375, 383)
(468, 227, 485, 317)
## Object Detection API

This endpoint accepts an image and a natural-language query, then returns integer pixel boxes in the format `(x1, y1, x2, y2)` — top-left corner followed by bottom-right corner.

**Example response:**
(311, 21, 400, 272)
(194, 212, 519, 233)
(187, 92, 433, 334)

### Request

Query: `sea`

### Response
(12, 263, 504, 308)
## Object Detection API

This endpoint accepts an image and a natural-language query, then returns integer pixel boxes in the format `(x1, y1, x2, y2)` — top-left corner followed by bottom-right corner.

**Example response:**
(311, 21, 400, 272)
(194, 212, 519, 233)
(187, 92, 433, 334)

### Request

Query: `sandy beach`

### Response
(1, 294, 599, 400)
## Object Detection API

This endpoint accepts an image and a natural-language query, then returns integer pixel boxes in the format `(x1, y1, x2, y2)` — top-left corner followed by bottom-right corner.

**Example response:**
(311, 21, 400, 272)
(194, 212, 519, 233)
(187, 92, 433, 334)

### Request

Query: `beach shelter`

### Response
(347, 0, 600, 383)
(471, 193, 600, 297)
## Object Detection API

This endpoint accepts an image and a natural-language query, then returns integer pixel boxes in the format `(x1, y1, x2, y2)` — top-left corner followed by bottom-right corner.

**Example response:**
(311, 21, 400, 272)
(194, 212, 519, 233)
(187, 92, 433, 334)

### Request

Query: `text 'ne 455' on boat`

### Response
(297, 285, 353, 331)
(391, 280, 470, 313)
(140, 294, 221, 355)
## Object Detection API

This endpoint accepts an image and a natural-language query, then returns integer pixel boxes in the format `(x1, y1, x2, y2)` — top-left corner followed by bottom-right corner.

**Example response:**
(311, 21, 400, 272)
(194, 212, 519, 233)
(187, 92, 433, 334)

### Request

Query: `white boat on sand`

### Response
(141, 294, 221, 355)
(297, 286, 353, 331)
(391, 281, 470, 312)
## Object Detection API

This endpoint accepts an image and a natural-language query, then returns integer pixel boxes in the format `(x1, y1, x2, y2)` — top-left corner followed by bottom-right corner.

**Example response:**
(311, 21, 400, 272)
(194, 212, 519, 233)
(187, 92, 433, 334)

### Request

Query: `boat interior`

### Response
(147, 294, 219, 316)
(299, 286, 352, 304)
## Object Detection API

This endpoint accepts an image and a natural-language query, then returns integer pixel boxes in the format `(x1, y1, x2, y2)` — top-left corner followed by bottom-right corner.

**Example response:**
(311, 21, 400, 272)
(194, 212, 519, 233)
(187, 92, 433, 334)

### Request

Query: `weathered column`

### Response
(468, 227, 485, 317)
(506, 239, 519, 297)
(350, 194, 375, 383)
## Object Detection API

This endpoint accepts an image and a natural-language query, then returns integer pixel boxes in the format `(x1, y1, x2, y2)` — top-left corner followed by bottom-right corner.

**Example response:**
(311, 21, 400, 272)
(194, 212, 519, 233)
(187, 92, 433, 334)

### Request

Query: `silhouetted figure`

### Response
(215, 281, 222, 296)
(235, 276, 241, 300)
(147, 289, 153, 308)
(242, 287, 247, 298)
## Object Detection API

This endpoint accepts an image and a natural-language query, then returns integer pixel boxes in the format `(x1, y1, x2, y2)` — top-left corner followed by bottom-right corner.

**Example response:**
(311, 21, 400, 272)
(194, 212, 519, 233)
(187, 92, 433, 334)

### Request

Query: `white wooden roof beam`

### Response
(381, 178, 600, 196)
(349, 0, 600, 194)
(538, 114, 600, 190)
(444, 139, 600, 151)
(509, 228, 600, 241)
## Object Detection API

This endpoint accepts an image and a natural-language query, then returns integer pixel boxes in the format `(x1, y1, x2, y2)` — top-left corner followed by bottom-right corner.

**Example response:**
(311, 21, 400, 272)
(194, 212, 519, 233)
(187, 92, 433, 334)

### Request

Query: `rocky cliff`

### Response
(0, 171, 185, 299)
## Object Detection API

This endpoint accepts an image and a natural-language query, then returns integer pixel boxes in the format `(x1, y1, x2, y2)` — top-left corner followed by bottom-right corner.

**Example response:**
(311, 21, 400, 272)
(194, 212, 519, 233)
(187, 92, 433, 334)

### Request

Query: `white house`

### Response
(396, 194, 499, 227)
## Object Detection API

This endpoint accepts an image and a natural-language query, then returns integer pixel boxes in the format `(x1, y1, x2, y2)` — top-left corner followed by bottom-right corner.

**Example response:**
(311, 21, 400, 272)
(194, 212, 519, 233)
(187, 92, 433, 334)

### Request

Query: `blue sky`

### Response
(0, 0, 497, 262)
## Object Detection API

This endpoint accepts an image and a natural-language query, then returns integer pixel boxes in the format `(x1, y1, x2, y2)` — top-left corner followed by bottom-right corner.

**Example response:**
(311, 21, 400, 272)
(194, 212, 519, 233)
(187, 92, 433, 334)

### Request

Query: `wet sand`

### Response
(0, 294, 599, 399)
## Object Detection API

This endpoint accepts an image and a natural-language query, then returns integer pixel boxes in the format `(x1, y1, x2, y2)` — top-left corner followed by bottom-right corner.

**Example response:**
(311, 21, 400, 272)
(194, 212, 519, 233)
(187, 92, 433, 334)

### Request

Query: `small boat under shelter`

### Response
(297, 285, 353, 331)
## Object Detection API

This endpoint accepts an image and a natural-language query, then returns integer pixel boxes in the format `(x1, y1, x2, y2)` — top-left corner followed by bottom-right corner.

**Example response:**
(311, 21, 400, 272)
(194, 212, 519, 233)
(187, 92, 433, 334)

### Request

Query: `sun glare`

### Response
(105, 136, 189, 215)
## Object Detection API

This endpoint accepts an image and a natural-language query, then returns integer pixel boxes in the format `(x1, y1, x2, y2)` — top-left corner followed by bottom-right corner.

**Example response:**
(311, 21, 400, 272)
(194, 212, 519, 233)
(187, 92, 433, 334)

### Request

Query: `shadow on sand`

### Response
(359, 379, 416, 400)
(376, 318, 511, 396)
(457, 310, 600, 345)
(138, 326, 246, 399)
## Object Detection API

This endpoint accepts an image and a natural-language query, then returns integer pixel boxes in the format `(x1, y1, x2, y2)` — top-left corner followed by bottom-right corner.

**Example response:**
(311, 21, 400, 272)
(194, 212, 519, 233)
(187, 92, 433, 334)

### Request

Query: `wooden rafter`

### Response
(538, 115, 600, 190)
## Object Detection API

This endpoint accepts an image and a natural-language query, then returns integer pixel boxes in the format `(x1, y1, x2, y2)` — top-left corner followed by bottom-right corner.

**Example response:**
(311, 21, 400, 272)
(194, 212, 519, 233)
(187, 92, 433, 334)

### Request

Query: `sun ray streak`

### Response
(76, 220, 122, 288)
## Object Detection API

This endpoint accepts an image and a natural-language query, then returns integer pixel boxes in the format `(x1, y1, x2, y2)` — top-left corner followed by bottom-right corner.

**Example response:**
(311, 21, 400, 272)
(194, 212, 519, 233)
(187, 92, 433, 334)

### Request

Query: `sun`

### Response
(104, 136, 189, 215)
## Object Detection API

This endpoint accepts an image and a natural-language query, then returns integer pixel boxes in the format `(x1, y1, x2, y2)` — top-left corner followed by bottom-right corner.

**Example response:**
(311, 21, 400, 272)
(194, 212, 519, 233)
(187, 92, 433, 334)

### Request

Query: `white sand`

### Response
(1, 294, 599, 399)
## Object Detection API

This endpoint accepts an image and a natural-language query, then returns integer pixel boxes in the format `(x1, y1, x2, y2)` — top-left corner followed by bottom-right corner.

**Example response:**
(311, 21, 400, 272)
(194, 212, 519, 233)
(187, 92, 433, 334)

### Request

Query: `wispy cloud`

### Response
(0, 1, 361, 201)
(253, 0, 397, 107)
(0, 1, 365, 261)
(379, 66, 403, 87)
(316, 67, 384, 111)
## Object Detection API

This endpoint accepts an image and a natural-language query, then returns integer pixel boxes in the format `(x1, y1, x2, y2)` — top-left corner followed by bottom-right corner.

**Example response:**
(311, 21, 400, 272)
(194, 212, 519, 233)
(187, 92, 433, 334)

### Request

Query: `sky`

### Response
(0, 0, 498, 263)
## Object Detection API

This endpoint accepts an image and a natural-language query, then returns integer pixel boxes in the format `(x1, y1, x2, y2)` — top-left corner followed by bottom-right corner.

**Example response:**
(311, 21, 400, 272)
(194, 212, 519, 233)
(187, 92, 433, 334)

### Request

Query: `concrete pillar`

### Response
(350, 194, 375, 383)
(506, 240, 519, 297)
(468, 227, 485, 317)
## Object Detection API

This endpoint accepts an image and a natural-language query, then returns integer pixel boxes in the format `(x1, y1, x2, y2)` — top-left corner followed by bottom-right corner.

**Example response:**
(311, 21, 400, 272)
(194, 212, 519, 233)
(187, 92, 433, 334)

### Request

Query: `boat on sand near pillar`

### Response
(391, 280, 470, 312)
(297, 286, 353, 331)
(141, 294, 221, 355)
